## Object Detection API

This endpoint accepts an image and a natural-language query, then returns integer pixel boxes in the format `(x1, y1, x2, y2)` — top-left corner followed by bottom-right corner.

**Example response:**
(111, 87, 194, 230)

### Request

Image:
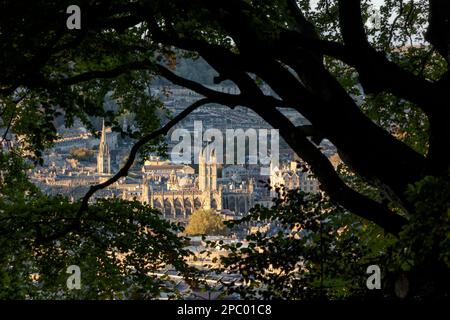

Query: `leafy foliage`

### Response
(0, 0, 166, 161)
(209, 189, 395, 299)
(1, 0, 449, 299)
(0, 151, 196, 299)
(184, 209, 227, 237)
(381, 173, 450, 297)
(400, 173, 450, 270)
(69, 147, 94, 161)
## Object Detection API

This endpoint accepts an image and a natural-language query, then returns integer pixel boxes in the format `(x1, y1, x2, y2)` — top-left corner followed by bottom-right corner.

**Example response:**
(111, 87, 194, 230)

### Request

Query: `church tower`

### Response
(97, 120, 111, 175)
(141, 175, 154, 206)
(198, 147, 217, 192)
(141, 175, 149, 204)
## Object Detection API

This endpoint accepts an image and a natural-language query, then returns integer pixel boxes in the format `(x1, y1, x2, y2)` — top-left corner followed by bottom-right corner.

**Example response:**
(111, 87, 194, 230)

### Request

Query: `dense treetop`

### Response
(0, 0, 449, 299)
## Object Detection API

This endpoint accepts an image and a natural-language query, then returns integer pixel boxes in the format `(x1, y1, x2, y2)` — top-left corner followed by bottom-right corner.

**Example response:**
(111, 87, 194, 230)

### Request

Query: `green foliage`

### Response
(1, 0, 448, 300)
(127, 93, 168, 162)
(211, 189, 395, 300)
(371, 173, 450, 298)
(1, 0, 165, 161)
(361, 92, 430, 156)
(184, 209, 227, 237)
(317, 0, 445, 157)
(390, 173, 450, 272)
(69, 147, 93, 161)
(0, 151, 197, 299)
(209, 174, 450, 299)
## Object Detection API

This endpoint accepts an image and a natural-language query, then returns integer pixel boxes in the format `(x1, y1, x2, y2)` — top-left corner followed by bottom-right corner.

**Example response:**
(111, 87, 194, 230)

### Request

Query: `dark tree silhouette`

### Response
(1, 0, 449, 238)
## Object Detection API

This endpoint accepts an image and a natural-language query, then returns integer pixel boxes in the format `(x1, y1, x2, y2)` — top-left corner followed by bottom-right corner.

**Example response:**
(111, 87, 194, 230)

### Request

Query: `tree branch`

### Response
(337, 0, 370, 52)
(61, 60, 154, 86)
(155, 64, 242, 107)
(157, 59, 408, 235)
(153, 19, 426, 207)
(335, 0, 441, 111)
(387, 0, 405, 47)
(37, 97, 213, 243)
(286, 0, 319, 43)
(425, 0, 450, 63)
(251, 98, 407, 235)
(234, 81, 407, 234)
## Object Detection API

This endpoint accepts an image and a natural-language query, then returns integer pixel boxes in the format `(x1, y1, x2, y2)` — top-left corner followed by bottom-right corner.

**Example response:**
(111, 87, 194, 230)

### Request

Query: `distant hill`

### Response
(154, 57, 233, 86)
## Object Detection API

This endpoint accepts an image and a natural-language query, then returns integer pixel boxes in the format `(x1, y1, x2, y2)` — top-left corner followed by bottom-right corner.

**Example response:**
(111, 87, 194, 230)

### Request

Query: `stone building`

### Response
(97, 120, 111, 175)
(137, 148, 254, 220)
(269, 160, 320, 196)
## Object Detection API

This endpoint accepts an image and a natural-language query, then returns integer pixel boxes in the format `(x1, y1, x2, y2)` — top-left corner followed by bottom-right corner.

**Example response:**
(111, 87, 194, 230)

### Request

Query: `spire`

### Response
(97, 119, 111, 175)
(100, 119, 106, 145)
